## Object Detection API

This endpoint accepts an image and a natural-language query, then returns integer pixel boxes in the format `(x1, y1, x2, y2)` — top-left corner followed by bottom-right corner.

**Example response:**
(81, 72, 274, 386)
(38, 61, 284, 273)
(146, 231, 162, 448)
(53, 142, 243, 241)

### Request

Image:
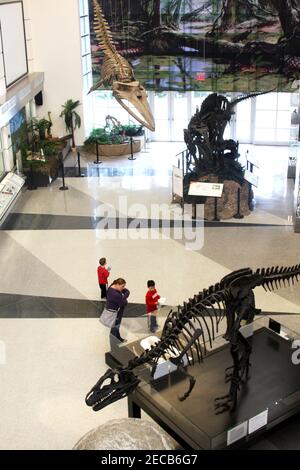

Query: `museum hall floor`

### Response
(0, 142, 299, 450)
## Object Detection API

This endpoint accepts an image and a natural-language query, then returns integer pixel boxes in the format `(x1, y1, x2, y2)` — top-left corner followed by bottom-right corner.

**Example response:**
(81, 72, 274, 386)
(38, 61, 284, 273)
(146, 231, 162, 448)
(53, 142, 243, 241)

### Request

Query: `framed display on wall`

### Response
(0, 1, 28, 88)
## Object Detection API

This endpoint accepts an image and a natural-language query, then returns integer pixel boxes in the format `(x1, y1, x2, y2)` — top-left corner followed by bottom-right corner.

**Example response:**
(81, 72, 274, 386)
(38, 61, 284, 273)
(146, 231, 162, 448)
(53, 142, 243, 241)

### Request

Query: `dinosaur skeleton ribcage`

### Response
(126, 285, 232, 372)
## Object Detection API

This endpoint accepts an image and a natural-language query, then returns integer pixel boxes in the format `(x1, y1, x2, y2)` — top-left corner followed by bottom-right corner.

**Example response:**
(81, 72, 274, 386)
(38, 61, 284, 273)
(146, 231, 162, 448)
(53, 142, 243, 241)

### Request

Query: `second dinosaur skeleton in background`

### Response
(89, 0, 155, 132)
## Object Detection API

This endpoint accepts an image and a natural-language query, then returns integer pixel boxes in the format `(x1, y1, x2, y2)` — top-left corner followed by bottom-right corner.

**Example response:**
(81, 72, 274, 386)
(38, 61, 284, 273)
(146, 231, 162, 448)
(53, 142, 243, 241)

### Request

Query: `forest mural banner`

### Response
(89, 0, 300, 93)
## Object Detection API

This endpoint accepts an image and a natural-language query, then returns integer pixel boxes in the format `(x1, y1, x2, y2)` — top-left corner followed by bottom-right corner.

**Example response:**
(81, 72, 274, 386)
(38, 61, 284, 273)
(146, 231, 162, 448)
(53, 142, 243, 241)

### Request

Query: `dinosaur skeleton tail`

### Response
(256, 264, 300, 292)
(230, 90, 273, 108)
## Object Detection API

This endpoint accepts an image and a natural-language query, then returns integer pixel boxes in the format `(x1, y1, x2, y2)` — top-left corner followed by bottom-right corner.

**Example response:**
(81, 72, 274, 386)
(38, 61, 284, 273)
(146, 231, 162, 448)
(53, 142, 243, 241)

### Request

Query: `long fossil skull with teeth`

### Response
(90, 0, 155, 132)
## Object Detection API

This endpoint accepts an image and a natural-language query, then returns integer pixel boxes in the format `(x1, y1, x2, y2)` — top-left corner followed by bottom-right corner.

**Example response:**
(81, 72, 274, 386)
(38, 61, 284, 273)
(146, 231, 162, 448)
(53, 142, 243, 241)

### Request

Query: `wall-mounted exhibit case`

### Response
(0, 1, 28, 88)
(0, 172, 25, 222)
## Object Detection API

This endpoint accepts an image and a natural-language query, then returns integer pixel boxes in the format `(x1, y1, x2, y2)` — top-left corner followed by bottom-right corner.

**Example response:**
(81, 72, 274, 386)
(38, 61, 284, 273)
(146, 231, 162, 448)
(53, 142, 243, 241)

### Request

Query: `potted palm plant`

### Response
(60, 99, 81, 150)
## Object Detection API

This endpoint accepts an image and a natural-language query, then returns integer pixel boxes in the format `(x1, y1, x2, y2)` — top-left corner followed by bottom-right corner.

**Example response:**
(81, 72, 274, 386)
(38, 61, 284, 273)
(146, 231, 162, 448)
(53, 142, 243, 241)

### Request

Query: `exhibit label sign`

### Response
(227, 421, 248, 446)
(246, 153, 259, 168)
(244, 170, 259, 188)
(172, 166, 183, 198)
(248, 409, 268, 434)
(188, 182, 224, 198)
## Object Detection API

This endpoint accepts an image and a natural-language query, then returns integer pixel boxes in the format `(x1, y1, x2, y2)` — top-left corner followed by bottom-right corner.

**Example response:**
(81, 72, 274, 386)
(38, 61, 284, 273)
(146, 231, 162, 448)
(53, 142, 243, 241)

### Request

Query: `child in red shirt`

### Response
(97, 257, 111, 299)
(145, 280, 160, 333)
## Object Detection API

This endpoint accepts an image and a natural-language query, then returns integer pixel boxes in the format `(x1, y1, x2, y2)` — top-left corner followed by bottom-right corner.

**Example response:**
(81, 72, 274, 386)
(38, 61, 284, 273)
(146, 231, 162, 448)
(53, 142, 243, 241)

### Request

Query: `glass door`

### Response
(153, 92, 171, 141)
(254, 92, 293, 144)
(171, 91, 189, 142)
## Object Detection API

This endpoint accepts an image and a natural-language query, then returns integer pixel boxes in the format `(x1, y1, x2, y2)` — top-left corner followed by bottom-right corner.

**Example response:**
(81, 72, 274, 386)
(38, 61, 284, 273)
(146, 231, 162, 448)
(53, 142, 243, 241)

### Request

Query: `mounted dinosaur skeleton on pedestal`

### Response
(89, 0, 155, 132)
(86, 264, 300, 414)
(184, 91, 270, 184)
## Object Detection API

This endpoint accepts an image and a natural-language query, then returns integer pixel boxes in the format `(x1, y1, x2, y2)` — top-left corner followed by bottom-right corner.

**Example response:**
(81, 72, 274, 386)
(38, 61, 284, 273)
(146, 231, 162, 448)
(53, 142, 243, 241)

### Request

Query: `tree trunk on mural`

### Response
(268, 0, 299, 37)
(212, 0, 236, 33)
(162, 0, 184, 29)
(265, 0, 300, 55)
(141, 0, 161, 29)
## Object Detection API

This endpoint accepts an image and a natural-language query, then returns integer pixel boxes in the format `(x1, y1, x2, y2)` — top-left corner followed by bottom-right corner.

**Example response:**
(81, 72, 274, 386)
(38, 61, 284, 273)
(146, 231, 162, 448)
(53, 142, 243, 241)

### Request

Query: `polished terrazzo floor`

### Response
(0, 142, 299, 449)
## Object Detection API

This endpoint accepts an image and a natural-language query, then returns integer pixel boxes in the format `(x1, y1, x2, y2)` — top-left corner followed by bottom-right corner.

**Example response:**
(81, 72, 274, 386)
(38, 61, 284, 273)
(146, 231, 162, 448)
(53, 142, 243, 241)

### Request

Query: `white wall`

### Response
(27, 0, 85, 144)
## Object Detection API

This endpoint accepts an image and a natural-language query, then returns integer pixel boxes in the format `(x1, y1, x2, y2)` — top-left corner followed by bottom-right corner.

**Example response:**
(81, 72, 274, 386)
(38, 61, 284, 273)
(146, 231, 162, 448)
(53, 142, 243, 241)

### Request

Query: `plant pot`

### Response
(97, 140, 141, 157)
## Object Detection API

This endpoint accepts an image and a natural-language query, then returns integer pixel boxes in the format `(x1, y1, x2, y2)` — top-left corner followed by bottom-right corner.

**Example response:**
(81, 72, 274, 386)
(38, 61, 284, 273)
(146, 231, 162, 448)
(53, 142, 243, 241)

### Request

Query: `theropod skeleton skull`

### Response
(90, 0, 155, 132)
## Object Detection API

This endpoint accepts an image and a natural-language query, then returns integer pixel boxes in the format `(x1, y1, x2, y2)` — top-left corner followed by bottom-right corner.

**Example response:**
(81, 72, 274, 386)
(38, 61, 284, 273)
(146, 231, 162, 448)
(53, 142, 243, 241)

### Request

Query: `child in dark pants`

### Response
(145, 280, 160, 333)
(97, 258, 111, 299)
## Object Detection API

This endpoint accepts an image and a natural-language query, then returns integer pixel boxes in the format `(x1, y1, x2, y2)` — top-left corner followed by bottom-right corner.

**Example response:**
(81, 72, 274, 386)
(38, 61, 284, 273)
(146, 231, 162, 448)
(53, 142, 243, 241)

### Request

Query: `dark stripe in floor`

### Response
(63, 167, 172, 178)
(1, 213, 283, 231)
(0, 293, 298, 319)
(0, 293, 145, 319)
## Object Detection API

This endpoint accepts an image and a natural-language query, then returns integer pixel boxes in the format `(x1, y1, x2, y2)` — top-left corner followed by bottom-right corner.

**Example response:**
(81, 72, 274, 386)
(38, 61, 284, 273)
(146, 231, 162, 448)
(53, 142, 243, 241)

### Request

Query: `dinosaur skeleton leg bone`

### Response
(168, 329, 202, 401)
(214, 342, 241, 414)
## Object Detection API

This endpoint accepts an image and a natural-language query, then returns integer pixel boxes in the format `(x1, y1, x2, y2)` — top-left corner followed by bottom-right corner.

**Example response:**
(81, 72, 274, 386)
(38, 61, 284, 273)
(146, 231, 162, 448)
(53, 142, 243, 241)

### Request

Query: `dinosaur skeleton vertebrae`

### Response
(90, 0, 155, 132)
(86, 264, 300, 414)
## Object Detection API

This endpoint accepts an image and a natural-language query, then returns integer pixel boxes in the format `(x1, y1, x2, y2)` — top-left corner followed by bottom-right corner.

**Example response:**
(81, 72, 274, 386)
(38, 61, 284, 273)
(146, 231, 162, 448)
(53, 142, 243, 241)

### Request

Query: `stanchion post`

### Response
(77, 151, 84, 177)
(248, 183, 254, 211)
(234, 188, 244, 219)
(59, 153, 69, 191)
(94, 141, 102, 165)
(213, 197, 220, 222)
(128, 137, 136, 161)
(192, 203, 196, 220)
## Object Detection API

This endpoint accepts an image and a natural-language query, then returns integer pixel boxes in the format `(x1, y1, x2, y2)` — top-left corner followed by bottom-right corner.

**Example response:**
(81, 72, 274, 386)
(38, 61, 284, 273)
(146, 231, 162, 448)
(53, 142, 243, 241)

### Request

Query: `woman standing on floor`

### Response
(106, 278, 130, 343)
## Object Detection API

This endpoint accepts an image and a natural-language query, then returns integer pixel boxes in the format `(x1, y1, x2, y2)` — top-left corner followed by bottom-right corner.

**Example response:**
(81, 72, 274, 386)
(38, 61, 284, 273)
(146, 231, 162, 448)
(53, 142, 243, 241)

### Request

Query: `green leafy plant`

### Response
(29, 117, 52, 141)
(84, 127, 126, 147)
(122, 124, 144, 137)
(60, 99, 81, 148)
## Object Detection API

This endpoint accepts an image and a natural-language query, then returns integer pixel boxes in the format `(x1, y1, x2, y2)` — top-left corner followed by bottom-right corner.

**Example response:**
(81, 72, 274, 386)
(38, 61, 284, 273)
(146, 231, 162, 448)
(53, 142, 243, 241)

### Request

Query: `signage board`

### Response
(188, 182, 224, 198)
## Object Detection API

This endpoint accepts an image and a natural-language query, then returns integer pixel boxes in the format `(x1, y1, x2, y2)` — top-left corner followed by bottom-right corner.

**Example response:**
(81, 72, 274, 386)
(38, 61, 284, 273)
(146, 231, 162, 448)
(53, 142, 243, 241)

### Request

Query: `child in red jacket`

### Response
(97, 257, 111, 299)
(145, 280, 160, 333)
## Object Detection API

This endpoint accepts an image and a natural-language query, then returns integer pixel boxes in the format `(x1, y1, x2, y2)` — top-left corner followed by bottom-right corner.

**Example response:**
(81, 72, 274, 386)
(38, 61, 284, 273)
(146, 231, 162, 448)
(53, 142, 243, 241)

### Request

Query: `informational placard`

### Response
(246, 153, 259, 168)
(0, 172, 25, 220)
(244, 170, 259, 188)
(172, 166, 183, 198)
(188, 182, 224, 198)
(248, 409, 268, 434)
(227, 421, 248, 446)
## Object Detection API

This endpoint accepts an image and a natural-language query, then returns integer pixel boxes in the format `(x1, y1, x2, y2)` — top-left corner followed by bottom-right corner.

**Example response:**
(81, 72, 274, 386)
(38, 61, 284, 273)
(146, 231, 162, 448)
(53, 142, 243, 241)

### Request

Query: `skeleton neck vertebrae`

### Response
(86, 264, 300, 414)
(90, 0, 155, 132)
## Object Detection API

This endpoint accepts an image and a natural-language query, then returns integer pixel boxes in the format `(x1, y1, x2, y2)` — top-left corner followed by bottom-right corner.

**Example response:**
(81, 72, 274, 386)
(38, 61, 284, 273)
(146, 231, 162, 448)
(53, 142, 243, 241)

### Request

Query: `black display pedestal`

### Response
(106, 326, 300, 449)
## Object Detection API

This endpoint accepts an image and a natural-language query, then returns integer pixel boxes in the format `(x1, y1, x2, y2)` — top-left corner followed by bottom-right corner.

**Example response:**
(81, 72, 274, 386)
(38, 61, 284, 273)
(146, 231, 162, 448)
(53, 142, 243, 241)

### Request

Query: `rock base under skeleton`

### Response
(184, 175, 252, 221)
(73, 418, 177, 450)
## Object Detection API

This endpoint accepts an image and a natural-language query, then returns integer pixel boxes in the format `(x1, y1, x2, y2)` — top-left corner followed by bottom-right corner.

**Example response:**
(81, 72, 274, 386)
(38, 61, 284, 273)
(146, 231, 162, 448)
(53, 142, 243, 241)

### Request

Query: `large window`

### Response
(86, 88, 299, 144)
(255, 92, 293, 144)
(79, 0, 92, 94)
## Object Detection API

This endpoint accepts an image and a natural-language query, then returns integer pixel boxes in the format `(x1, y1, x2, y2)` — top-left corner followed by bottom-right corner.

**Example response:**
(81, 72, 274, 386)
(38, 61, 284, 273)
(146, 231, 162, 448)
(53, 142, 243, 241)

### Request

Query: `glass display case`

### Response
(0, 172, 25, 222)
